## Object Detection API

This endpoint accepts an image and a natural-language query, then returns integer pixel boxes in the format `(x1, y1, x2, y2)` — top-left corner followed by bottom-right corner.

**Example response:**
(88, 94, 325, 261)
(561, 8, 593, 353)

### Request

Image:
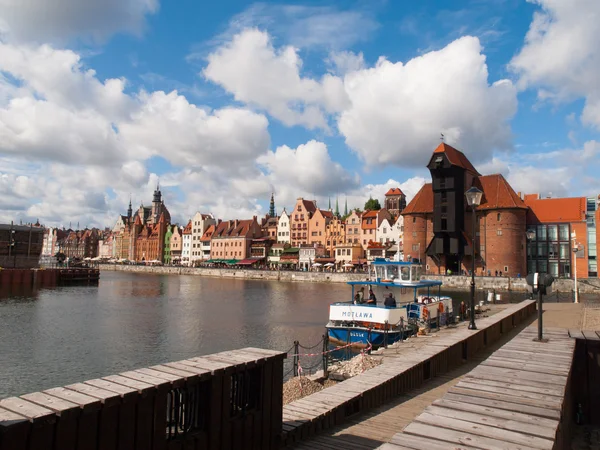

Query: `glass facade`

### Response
(587, 197, 597, 277)
(527, 223, 571, 278)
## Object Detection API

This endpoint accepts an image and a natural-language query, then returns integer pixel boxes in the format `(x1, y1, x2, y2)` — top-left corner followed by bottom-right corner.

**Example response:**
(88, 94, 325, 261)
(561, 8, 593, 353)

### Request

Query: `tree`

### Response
(364, 197, 381, 211)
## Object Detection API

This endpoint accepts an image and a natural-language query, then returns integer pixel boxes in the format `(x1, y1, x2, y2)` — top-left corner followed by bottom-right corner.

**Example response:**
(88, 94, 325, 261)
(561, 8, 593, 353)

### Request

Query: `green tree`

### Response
(364, 197, 381, 211)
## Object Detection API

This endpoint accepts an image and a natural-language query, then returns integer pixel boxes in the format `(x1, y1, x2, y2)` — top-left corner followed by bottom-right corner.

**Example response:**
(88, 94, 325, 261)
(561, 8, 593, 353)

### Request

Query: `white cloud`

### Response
(257, 140, 360, 205)
(510, 0, 600, 128)
(506, 166, 571, 199)
(338, 36, 517, 167)
(203, 29, 349, 129)
(326, 51, 365, 76)
(0, 0, 159, 44)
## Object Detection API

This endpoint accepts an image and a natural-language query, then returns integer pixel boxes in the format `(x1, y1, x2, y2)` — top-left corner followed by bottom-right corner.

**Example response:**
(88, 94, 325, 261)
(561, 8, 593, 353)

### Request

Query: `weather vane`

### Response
(440, 133, 445, 142)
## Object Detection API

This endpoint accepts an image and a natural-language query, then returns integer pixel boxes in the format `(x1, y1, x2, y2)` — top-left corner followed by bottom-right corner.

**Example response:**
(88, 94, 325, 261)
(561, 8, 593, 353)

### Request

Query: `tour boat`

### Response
(326, 259, 454, 349)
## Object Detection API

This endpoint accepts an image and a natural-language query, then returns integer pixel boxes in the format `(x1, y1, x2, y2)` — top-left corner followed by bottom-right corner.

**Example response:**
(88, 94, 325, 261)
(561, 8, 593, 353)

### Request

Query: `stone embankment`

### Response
(100, 263, 600, 293)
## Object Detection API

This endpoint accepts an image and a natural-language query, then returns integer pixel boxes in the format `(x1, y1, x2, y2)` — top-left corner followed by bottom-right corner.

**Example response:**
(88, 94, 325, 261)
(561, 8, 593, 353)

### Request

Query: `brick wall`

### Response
(403, 214, 434, 266)
(479, 209, 527, 277)
(572, 221, 589, 279)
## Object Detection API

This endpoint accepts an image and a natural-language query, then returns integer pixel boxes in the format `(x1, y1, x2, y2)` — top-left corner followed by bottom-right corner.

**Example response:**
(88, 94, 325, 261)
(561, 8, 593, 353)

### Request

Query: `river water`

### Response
(0, 271, 530, 398)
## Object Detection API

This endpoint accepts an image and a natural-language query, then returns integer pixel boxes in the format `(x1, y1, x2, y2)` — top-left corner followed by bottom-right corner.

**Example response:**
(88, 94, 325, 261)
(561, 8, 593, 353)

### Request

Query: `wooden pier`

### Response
(281, 300, 536, 447)
(0, 267, 99, 288)
(381, 326, 575, 450)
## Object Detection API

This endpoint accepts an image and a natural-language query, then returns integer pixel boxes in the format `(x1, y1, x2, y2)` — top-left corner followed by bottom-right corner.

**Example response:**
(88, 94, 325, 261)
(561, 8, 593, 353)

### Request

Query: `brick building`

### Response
(384, 188, 406, 217)
(325, 217, 346, 257)
(403, 143, 528, 277)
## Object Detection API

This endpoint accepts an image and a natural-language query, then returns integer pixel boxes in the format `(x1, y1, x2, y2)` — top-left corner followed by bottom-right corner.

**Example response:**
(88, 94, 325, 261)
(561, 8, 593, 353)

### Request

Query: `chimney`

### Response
(234, 219, 239, 228)
(253, 215, 257, 222)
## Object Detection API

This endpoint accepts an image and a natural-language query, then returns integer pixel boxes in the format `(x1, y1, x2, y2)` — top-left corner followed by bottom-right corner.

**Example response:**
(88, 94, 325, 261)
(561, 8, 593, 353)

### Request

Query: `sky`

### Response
(0, 0, 599, 228)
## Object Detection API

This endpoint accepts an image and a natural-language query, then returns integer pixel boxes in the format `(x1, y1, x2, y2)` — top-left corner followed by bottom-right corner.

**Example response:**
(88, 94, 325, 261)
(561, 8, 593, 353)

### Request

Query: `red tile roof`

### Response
(402, 183, 434, 214)
(200, 224, 215, 241)
(362, 210, 378, 218)
(475, 174, 527, 210)
(320, 209, 334, 218)
(525, 196, 587, 223)
(301, 199, 317, 213)
(433, 143, 480, 176)
(183, 220, 192, 235)
(385, 188, 404, 196)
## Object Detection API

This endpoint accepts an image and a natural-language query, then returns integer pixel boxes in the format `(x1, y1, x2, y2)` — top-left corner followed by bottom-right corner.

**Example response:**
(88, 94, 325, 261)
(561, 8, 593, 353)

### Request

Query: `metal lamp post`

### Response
(465, 187, 483, 330)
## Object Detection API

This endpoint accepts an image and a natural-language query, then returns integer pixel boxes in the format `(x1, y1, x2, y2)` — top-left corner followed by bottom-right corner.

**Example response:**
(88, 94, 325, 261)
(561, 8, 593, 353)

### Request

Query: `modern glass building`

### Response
(588, 197, 598, 277)
(526, 223, 572, 278)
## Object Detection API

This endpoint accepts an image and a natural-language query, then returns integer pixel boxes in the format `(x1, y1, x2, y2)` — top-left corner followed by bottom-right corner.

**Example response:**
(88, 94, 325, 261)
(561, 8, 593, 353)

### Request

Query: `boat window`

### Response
(388, 266, 399, 279)
(375, 266, 386, 280)
(401, 266, 410, 281)
(411, 265, 421, 281)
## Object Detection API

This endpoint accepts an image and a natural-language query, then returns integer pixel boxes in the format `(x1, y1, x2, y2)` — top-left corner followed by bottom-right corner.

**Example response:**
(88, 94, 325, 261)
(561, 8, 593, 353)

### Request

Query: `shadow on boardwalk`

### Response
(290, 314, 537, 450)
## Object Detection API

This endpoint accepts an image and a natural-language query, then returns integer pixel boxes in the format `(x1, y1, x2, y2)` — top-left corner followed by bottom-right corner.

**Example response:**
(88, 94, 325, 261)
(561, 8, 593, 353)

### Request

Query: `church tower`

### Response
(269, 193, 276, 217)
(152, 183, 162, 224)
(127, 198, 132, 221)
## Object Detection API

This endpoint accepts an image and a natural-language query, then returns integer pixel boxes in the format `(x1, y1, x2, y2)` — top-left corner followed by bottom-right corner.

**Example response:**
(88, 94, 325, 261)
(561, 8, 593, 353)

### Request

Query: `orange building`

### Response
(360, 209, 392, 250)
(325, 217, 346, 257)
(346, 210, 361, 245)
(290, 198, 317, 247)
(524, 194, 588, 279)
(209, 218, 263, 260)
(134, 213, 168, 262)
(309, 209, 333, 248)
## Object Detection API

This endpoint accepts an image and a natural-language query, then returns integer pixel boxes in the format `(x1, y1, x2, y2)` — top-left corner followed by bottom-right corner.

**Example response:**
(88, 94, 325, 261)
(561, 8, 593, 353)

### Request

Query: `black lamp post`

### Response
(465, 186, 483, 330)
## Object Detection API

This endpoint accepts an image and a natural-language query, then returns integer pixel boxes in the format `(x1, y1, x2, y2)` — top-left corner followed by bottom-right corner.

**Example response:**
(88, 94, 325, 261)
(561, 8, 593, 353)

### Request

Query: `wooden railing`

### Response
(0, 348, 286, 450)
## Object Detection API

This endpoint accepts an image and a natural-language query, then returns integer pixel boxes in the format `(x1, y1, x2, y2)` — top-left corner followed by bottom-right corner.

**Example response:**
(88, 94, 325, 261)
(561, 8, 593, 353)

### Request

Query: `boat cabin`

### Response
(370, 259, 422, 285)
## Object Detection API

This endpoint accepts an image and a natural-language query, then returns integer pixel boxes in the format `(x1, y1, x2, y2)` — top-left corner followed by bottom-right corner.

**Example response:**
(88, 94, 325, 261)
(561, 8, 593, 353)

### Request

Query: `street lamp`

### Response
(572, 232, 579, 304)
(465, 186, 483, 330)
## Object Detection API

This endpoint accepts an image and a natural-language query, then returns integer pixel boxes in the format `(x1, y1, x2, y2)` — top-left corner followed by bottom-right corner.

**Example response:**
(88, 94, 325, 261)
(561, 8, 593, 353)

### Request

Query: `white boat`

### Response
(326, 259, 454, 348)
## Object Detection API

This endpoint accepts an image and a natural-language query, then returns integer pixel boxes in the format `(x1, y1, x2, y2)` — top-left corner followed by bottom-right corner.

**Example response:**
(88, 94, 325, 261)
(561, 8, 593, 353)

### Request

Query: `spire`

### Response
(269, 193, 276, 217)
(328, 197, 332, 211)
(335, 197, 340, 217)
(127, 196, 133, 219)
(153, 182, 161, 203)
(344, 197, 348, 216)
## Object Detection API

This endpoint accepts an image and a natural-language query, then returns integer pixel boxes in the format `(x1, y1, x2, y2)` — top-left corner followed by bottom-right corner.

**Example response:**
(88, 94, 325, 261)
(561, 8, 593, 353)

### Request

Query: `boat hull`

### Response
(327, 325, 414, 349)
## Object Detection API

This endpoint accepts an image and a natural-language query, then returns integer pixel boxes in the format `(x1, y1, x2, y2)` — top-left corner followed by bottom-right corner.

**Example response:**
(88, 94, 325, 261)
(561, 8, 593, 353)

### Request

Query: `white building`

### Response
(377, 218, 395, 245)
(277, 209, 291, 244)
(181, 221, 192, 266)
(190, 212, 216, 264)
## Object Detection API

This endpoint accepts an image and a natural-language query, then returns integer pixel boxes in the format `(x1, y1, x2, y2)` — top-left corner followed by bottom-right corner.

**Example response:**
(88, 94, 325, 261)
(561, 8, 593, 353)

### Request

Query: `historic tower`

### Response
(152, 184, 162, 224)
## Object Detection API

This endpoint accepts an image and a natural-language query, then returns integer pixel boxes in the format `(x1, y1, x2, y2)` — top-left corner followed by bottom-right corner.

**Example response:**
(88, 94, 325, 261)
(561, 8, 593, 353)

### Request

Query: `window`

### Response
(559, 224, 569, 241)
(441, 192, 447, 203)
(480, 245, 485, 252)
(412, 232, 417, 237)
(547, 225, 558, 241)
(413, 217, 416, 223)
(363, 239, 366, 244)
(383, 227, 387, 233)
(441, 219, 447, 231)
(504, 266, 509, 273)
(412, 244, 419, 251)
(537, 225, 547, 241)
(497, 229, 502, 236)
(497, 213, 501, 221)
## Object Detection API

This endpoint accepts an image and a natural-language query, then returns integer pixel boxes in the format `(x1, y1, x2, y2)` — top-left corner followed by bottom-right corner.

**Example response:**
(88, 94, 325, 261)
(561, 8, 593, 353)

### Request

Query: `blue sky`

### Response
(0, 0, 598, 227)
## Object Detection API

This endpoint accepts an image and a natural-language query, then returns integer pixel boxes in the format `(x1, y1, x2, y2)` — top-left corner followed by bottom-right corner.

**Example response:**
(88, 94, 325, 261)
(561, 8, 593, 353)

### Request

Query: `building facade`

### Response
(181, 221, 192, 265)
(290, 198, 317, 247)
(384, 188, 407, 217)
(209, 218, 263, 260)
(360, 209, 392, 250)
(190, 212, 216, 264)
(325, 217, 346, 257)
(308, 209, 333, 249)
(277, 210, 291, 244)
(346, 211, 361, 245)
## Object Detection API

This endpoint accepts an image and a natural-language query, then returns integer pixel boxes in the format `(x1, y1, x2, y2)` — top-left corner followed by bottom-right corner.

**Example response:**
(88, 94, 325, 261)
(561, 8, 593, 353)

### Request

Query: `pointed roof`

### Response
(385, 187, 404, 196)
(183, 220, 192, 235)
(475, 174, 528, 210)
(402, 183, 434, 214)
(298, 198, 317, 213)
(432, 143, 480, 176)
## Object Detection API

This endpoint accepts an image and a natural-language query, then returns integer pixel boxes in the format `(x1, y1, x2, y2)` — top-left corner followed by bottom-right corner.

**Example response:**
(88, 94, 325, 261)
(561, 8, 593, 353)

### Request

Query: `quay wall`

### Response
(100, 264, 600, 293)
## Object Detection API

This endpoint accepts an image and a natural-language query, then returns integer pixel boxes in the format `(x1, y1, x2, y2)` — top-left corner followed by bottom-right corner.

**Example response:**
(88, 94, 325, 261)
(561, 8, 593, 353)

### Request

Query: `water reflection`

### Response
(0, 270, 563, 398)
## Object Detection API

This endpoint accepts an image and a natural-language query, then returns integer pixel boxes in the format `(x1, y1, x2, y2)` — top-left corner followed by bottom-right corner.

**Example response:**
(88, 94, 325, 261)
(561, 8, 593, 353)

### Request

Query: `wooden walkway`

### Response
(287, 316, 542, 449)
(381, 327, 575, 450)
(282, 300, 537, 447)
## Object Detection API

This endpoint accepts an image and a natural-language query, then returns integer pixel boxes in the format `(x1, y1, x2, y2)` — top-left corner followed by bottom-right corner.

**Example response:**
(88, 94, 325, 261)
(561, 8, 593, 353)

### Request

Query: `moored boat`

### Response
(326, 259, 454, 349)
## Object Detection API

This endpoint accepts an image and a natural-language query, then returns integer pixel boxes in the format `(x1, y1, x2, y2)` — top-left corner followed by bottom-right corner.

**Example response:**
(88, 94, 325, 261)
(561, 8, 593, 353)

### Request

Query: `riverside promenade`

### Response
(100, 263, 600, 294)
(0, 299, 594, 450)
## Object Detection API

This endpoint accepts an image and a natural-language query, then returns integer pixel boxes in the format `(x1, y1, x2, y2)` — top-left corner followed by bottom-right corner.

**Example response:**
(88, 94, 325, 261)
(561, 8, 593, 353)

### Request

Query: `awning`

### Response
(236, 258, 263, 265)
(278, 260, 297, 264)
(225, 259, 238, 265)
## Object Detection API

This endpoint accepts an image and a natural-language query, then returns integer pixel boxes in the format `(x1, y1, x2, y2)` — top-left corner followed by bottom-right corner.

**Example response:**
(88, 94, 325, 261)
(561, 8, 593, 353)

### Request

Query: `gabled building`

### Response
(209, 217, 263, 260)
(163, 226, 173, 264)
(325, 216, 346, 257)
(199, 224, 215, 262)
(190, 212, 216, 264)
(290, 198, 317, 247)
(360, 209, 392, 250)
(377, 217, 396, 245)
(170, 225, 182, 264)
(277, 209, 291, 244)
(309, 209, 334, 249)
(261, 215, 279, 240)
(345, 210, 362, 245)
(181, 221, 192, 265)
